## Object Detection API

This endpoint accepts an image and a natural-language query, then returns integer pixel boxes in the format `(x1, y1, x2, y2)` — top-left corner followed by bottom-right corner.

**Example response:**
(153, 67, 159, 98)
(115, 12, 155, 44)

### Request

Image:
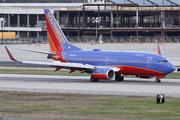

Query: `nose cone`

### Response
(166, 63, 176, 74)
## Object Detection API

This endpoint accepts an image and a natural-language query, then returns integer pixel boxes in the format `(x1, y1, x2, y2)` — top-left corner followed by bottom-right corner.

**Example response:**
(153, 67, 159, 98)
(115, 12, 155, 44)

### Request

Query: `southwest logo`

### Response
(47, 12, 66, 44)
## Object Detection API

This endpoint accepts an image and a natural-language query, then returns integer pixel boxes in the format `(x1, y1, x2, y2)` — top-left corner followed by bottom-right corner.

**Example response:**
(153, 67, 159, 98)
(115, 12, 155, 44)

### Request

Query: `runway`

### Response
(0, 74, 180, 97)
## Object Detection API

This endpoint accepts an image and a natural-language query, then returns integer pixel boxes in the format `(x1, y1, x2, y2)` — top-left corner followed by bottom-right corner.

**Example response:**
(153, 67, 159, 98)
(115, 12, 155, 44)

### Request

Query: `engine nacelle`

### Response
(92, 68, 115, 79)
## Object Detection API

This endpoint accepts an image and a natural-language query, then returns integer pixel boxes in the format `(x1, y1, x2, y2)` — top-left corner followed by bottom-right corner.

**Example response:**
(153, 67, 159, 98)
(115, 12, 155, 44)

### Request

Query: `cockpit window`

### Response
(157, 60, 169, 63)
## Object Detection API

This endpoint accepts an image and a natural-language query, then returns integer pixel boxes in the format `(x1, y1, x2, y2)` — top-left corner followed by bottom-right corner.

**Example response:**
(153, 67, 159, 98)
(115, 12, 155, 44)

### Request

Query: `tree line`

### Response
(0, 0, 87, 3)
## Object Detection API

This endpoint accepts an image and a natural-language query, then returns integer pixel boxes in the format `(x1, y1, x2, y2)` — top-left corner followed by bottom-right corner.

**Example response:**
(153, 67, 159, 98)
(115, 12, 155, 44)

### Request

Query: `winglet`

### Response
(157, 43, 163, 56)
(5, 46, 17, 61)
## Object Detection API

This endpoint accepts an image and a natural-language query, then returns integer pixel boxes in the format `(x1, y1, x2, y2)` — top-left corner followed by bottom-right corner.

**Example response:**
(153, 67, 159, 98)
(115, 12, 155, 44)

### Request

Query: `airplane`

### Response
(5, 9, 176, 83)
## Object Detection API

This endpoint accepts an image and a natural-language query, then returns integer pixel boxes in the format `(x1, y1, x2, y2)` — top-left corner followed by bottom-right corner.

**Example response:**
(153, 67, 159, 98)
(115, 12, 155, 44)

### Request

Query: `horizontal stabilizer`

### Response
(16, 48, 56, 55)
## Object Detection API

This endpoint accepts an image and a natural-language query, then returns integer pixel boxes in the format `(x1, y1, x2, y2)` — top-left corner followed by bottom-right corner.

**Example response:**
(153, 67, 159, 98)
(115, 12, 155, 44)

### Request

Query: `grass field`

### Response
(0, 91, 180, 120)
(0, 68, 180, 79)
(0, 69, 180, 119)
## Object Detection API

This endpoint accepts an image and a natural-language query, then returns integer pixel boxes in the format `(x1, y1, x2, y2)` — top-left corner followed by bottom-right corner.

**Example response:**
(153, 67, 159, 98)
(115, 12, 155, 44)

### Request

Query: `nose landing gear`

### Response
(155, 75, 164, 83)
(155, 78, 161, 83)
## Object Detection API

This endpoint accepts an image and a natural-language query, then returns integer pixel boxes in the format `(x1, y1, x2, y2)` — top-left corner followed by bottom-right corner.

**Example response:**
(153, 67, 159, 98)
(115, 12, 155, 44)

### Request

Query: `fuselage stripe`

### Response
(108, 65, 166, 75)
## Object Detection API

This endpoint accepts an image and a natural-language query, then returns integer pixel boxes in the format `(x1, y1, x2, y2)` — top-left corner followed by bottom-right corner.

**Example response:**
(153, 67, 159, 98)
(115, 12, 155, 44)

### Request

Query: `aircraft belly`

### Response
(117, 66, 165, 76)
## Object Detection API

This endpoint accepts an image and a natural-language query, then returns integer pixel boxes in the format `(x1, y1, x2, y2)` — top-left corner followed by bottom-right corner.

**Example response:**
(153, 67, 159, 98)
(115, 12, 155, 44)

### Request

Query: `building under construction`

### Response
(0, 0, 180, 41)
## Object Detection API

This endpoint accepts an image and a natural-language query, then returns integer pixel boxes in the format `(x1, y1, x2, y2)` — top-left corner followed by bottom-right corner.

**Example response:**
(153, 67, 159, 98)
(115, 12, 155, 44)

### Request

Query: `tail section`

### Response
(44, 9, 81, 51)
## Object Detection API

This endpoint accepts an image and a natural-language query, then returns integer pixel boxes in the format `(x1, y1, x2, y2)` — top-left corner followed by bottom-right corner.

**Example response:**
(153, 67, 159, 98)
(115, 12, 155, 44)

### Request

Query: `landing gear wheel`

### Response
(115, 75, 124, 81)
(90, 76, 99, 82)
(121, 76, 124, 81)
(155, 78, 161, 83)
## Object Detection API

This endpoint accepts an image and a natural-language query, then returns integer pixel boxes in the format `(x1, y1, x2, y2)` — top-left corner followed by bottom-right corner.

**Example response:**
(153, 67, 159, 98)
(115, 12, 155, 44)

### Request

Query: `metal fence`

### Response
(1, 36, 180, 44)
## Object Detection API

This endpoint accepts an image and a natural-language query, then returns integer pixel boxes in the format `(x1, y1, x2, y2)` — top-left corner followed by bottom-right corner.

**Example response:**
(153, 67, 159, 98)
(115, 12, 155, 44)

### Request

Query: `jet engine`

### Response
(92, 68, 115, 79)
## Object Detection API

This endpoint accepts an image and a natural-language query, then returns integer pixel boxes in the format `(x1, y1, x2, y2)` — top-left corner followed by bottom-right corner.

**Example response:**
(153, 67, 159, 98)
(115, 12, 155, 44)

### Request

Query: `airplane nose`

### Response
(167, 64, 176, 74)
(172, 65, 176, 72)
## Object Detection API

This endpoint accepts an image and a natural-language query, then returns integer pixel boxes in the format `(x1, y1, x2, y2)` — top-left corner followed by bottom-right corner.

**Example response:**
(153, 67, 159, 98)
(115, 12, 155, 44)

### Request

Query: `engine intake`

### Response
(92, 68, 115, 79)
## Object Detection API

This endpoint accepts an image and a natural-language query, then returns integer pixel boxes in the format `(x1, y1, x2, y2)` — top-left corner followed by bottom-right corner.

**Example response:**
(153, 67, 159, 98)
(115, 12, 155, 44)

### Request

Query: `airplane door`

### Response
(105, 57, 110, 65)
(146, 57, 152, 68)
(63, 53, 68, 61)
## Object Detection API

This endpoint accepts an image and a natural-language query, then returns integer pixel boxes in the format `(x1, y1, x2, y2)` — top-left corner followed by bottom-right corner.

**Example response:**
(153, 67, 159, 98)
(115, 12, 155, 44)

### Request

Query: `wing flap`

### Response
(22, 61, 95, 69)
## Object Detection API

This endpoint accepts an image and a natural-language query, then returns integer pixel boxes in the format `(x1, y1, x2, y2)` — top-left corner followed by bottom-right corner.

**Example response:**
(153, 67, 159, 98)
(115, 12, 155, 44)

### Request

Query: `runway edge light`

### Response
(156, 94, 165, 104)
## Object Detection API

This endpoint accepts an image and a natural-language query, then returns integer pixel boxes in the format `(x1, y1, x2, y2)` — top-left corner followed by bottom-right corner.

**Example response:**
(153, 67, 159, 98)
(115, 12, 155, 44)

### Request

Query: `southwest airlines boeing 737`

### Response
(5, 9, 176, 83)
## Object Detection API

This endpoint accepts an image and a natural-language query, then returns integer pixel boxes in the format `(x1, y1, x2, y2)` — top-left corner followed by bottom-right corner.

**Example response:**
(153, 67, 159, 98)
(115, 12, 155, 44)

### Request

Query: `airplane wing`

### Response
(5, 46, 120, 73)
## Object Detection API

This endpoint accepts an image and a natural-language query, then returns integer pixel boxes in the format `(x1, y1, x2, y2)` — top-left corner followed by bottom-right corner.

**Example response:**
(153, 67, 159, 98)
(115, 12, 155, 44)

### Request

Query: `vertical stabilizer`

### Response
(44, 9, 81, 51)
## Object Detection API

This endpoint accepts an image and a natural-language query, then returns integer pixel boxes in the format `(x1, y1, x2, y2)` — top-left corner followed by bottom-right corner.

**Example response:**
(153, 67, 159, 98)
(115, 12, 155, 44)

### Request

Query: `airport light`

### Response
(95, 17, 100, 38)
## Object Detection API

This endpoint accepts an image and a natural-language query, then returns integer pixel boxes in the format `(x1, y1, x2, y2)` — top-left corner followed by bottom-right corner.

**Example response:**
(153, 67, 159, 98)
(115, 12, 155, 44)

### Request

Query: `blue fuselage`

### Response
(62, 49, 175, 76)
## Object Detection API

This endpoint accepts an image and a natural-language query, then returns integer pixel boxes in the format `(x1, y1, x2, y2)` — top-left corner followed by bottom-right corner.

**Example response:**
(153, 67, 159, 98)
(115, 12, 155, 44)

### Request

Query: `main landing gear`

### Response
(155, 78, 161, 83)
(90, 75, 124, 82)
(115, 75, 124, 81)
(90, 76, 99, 82)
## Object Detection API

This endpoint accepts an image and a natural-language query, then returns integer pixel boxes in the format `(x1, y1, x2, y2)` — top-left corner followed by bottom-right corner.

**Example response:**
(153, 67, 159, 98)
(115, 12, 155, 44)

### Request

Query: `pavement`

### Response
(0, 74, 180, 97)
